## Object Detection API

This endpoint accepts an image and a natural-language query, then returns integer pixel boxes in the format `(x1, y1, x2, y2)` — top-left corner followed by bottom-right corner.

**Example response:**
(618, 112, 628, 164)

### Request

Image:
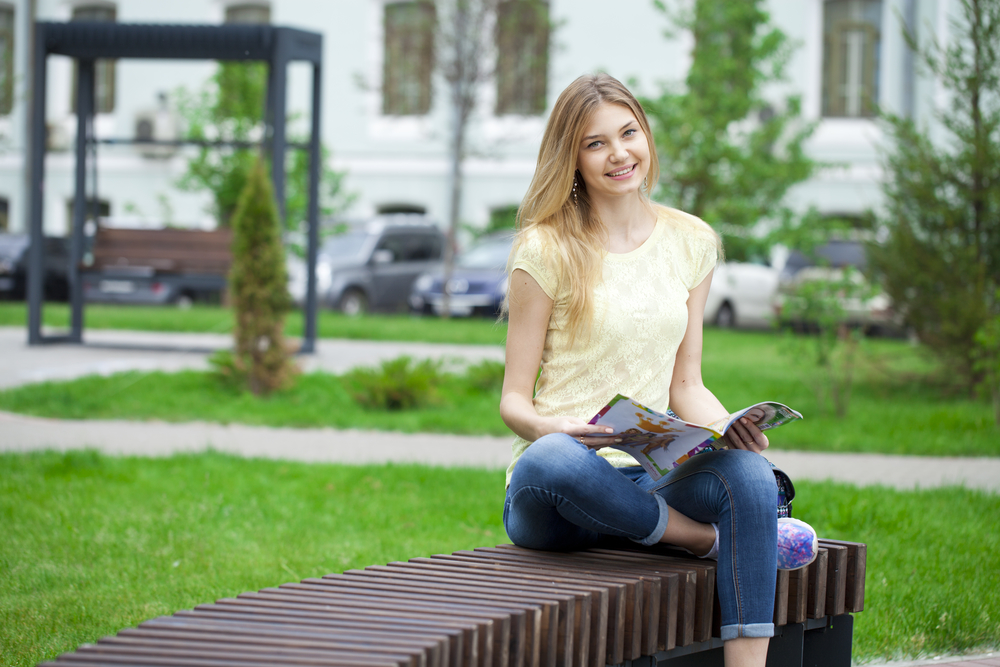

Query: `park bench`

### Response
(41, 538, 865, 667)
(81, 227, 233, 304)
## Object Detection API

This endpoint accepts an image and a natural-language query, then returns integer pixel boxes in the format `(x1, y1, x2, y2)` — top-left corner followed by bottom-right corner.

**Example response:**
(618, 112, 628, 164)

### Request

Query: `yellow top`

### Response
(506, 206, 718, 487)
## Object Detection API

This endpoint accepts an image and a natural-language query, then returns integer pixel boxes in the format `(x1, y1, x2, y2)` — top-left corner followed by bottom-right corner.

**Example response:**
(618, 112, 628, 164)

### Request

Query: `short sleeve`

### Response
(511, 228, 561, 300)
(687, 234, 718, 289)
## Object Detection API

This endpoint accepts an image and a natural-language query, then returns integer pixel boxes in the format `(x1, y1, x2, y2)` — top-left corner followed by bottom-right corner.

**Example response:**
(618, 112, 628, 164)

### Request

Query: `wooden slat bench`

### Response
(41, 539, 866, 667)
(80, 227, 233, 304)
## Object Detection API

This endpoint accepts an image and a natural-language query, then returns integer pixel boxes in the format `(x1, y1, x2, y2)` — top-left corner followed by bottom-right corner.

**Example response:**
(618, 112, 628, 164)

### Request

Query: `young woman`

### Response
(500, 73, 815, 667)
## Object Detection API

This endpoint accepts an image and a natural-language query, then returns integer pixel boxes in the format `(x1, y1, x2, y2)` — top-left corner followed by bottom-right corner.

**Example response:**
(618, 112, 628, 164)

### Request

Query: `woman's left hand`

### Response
(722, 407, 769, 454)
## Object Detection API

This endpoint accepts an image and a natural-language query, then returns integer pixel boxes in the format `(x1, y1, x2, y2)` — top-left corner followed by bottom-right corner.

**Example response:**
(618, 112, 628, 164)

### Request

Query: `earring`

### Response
(643, 176, 648, 189)
(572, 174, 579, 207)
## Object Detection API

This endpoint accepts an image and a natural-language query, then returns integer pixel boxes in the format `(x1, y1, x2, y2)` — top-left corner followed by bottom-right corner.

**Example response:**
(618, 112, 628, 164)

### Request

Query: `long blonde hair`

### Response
(505, 73, 661, 341)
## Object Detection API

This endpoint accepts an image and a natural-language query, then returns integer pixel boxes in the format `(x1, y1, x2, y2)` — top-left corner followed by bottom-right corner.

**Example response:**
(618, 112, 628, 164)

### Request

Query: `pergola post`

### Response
(68, 58, 95, 343)
(26, 22, 47, 346)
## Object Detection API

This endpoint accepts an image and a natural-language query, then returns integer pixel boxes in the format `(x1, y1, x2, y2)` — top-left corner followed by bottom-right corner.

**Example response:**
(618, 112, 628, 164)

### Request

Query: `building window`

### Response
(822, 0, 882, 118)
(0, 197, 8, 231)
(495, 0, 548, 116)
(66, 197, 110, 228)
(71, 4, 117, 114)
(0, 4, 13, 116)
(224, 3, 270, 24)
(383, 1, 435, 116)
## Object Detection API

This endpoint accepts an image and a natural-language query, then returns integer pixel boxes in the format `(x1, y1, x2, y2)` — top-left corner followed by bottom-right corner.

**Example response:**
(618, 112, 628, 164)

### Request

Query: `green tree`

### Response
(227, 156, 296, 396)
(869, 0, 1000, 396)
(640, 0, 818, 260)
(175, 62, 353, 233)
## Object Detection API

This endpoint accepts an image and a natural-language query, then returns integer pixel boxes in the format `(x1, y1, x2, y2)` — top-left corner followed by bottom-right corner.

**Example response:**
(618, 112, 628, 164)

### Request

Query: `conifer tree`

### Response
(870, 0, 1000, 391)
(228, 155, 296, 395)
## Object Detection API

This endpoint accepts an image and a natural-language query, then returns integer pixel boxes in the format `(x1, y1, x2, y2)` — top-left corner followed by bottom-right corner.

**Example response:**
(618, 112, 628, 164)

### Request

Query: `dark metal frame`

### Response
(616, 614, 855, 667)
(26, 22, 323, 353)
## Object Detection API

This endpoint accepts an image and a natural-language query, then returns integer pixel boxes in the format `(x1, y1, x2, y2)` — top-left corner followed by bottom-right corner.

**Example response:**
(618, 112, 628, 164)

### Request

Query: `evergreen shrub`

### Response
(227, 156, 297, 395)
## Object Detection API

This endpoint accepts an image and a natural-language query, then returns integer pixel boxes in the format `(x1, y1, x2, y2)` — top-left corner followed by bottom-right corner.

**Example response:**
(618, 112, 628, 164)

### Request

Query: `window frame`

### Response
(381, 0, 436, 117)
(70, 3, 117, 115)
(821, 0, 883, 119)
(494, 0, 549, 116)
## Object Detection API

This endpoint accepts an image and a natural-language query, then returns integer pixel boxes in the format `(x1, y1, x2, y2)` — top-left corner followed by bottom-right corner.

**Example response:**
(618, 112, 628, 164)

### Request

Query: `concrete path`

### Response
(0, 326, 504, 389)
(3, 410, 1000, 492)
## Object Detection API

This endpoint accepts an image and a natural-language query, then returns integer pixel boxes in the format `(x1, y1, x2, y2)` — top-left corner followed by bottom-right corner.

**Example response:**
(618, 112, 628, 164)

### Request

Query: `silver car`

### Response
(287, 215, 446, 315)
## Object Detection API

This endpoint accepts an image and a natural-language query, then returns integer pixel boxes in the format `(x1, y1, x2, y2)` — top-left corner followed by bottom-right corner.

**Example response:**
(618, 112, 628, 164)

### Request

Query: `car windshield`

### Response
(320, 231, 369, 260)
(457, 238, 511, 270)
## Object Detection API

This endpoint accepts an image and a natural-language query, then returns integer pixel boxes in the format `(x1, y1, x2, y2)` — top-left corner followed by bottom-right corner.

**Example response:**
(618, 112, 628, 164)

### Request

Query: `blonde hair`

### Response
(504, 73, 661, 341)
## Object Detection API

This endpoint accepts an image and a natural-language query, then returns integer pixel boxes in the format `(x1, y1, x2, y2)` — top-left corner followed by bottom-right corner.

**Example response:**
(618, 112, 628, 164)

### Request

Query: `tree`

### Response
(175, 62, 353, 233)
(433, 0, 550, 316)
(227, 155, 296, 396)
(640, 0, 818, 260)
(869, 0, 1000, 400)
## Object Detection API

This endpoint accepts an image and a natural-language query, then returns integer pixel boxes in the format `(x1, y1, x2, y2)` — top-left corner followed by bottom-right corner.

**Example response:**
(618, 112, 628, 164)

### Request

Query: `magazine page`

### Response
(587, 395, 802, 482)
(587, 395, 721, 481)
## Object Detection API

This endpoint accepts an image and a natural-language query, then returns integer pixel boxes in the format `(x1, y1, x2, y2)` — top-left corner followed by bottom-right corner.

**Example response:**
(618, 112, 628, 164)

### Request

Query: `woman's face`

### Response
(576, 102, 650, 203)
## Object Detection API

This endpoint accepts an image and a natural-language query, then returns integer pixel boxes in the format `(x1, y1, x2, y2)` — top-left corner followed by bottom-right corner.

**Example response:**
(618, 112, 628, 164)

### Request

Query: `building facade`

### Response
(0, 0, 950, 245)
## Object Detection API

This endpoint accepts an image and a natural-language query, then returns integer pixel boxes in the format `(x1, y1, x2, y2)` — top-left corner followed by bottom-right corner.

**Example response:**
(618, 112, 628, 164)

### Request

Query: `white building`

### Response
(0, 0, 949, 241)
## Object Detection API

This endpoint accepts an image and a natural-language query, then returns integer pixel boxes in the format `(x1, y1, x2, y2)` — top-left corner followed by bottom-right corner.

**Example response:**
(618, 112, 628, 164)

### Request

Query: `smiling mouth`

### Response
(607, 164, 636, 178)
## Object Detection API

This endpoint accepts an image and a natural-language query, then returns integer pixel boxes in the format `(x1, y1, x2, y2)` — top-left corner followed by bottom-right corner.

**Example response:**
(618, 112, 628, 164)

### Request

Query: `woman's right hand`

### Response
(535, 416, 616, 448)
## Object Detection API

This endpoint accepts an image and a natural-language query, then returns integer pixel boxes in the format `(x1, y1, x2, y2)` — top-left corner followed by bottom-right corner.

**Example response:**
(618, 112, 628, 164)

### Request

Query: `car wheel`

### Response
(715, 302, 736, 328)
(339, 288, 368, 316)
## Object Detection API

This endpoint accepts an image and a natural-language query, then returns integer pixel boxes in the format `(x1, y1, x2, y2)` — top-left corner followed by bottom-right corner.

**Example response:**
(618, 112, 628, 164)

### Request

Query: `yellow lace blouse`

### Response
(506, 206, 719, 487)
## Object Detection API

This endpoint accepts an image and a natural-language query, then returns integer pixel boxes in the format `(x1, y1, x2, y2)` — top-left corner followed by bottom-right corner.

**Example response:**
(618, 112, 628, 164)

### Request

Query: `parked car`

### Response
(773, 239, 904, 335)
(409, 232, 512, 317)
(704, 261, 779, 329)
(0, 233, 70, 301)
(287, 214, 446, 315)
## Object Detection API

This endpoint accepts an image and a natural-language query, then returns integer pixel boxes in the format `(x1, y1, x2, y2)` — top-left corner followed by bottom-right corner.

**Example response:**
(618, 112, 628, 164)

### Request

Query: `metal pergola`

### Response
(26, 21, 323, 353)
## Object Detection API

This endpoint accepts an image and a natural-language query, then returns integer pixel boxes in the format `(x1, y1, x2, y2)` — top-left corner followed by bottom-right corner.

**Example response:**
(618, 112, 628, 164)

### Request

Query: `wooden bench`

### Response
(81, 227, 233, 303)
(41, 539, 865, 667)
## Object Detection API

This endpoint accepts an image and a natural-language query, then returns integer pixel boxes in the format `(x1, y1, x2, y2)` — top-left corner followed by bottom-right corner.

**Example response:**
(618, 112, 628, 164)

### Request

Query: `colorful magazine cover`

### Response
(587, 394, 803, 481)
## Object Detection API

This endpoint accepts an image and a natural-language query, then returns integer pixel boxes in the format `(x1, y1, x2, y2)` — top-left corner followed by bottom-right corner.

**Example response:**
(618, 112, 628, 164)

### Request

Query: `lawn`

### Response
(2, 450, 997, 666)
(0, 302, 508, 346)
(1, 314, 996, 456)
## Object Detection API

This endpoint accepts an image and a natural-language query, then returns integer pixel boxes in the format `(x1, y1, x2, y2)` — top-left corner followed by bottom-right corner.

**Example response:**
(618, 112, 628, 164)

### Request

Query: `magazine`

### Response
(586, 394, 803, 481)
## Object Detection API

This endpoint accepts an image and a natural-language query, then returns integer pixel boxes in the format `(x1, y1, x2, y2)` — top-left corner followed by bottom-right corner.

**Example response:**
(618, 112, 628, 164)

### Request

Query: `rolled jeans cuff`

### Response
(721, 622, 774, 641)
(633, 492, 668, 546)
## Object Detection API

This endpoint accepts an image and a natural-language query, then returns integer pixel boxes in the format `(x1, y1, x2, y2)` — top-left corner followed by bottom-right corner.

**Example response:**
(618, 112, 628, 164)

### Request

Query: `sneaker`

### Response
(777, 517, 818, 570)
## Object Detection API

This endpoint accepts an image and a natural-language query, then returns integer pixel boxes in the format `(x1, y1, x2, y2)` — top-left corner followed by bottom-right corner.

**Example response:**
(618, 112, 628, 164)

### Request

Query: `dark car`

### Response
(409, 233, 512, 317)
(0, 233, 70, 300)
(287, 214, 446, 315)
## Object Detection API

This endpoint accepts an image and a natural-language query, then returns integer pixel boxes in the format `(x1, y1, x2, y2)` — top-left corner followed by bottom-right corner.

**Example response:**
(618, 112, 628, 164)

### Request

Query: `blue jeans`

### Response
(504, 433, 777, 640)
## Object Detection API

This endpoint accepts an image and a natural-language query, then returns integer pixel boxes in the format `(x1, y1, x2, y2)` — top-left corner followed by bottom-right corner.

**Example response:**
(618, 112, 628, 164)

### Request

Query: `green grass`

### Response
(0, 302, 508, 345)
(2, 327, 996, 456)
(1, 450, 997, 666)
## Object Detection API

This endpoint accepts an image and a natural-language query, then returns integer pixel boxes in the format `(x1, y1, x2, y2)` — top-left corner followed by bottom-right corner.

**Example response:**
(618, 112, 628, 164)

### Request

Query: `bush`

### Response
(344, 356, 443, 411)
(464, 359, 506, 393)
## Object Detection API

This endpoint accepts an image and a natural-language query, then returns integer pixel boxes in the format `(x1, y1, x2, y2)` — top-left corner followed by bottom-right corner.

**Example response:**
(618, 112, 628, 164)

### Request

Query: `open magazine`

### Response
(587, 394, 803, 481)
